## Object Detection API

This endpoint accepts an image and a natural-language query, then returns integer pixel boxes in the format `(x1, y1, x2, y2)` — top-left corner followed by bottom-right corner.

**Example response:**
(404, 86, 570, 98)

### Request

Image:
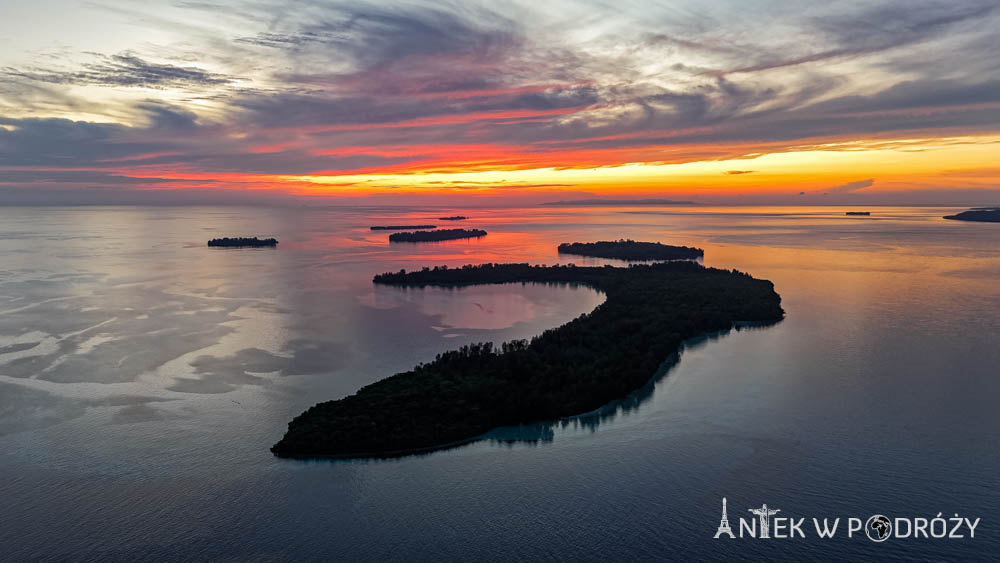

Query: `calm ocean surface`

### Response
(1, 205, 997, 561)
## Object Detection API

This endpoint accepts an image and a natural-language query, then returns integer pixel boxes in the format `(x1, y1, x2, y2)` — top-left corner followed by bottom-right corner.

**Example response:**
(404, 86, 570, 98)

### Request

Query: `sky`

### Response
(0, 0, 998, 205)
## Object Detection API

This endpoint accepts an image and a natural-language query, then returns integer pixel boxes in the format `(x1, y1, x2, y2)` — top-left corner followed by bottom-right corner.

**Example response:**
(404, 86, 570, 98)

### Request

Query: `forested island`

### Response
(271, 258, 783, 458)
(439, 216, 467, 221)
(845, 211, 871, 216)
(207, 237, 277, 247)
(558, 240, 703, 261)
(371, 225, 437, 230)
(389, 228, 486, 242)
(943, 208, 1000, 222)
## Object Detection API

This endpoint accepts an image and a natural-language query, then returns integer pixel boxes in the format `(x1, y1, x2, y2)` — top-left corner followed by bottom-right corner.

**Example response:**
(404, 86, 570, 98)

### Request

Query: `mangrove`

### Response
(389, 228, 487, 242)
(943, 208, 1000, 223)
(558, 239, 703, 261)
(271, 259, 783, 458)
(207, 237, 277, 248)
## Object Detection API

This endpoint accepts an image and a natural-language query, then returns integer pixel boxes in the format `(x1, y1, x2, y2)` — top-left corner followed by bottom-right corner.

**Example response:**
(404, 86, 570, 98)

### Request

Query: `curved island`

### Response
(271, 257, 783, 459)
(558, 239, 703, 261)
(389, 228, 486, 242)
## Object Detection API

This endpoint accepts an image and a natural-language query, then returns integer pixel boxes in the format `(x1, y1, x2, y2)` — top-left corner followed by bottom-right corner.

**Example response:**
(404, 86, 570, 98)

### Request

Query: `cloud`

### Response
(0, 117, 156, 166)
(0, 112, 408, 176)
(0, 186, 301, 206)
(235, 32, 327, 49)
(1, 0, 999, 202)
(724, 2, 997, 74)
(136, 102, 201, 129)
(3, 52, 234, 89)
(825, 179, 875, 195)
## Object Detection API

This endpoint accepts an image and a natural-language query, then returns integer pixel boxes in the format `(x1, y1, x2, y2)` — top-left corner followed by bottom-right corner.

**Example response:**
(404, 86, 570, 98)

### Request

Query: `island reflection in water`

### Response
(486, 321, 785, 445)
(361, 281, 603, 332)
(288, 320, 784, 464)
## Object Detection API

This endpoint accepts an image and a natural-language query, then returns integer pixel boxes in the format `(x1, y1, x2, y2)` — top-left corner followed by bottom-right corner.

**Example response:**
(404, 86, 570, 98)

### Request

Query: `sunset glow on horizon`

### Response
(1, 1, 998, 204)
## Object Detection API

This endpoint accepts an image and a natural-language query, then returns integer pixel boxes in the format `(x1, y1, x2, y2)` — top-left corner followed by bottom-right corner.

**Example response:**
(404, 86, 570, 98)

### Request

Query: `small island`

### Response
(371, 225, 437, 230)
(207, 237, 277, 248)
(845, 211, 871, 216)
(943, 208, 1000, 222)
(389, 228, 486, 242)
(438, 216, 467, 221)
(558, 239, 703, 261)
(271, 255, 783, 458)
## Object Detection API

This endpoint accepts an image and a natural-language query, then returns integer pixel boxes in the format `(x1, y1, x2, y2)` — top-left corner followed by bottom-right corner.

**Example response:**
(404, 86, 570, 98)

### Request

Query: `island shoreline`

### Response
(274, 326, 767, 461)
(271, 257, 784, 459)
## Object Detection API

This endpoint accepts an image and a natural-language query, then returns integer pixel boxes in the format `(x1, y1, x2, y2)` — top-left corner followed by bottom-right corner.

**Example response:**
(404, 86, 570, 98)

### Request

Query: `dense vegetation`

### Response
(371, 225, 437, 230)
(389, 228, 487, 242)
(558, 239, 703, 261)
(439, 215, 468, 220)
(944, 208, 1000, 222)
(207, 237, 277, 247)
(272, 260, 783, 458)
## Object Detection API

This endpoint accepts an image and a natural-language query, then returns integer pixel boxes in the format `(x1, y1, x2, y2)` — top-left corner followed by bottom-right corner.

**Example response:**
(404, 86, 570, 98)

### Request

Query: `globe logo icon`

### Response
(865, 515, 892, 542)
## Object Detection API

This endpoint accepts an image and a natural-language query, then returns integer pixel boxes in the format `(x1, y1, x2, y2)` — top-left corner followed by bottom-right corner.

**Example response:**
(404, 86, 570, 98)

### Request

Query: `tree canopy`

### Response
(272, 259, 783, 458)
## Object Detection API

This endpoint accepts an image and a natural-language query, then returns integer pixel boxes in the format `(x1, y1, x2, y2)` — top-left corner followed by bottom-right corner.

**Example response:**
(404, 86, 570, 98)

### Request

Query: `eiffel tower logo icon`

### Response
(714, 497, 735, 538)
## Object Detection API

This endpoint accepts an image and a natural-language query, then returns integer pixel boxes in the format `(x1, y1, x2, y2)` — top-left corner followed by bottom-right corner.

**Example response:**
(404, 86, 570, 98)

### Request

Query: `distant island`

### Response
(389, 228, 486, 242)
(943, 208, 1000, 222)
(271, 257, 783, 458)
(439, 216, 468, 221)
(371, 225, 437, 230)
(540, 198, 695, 207)
(207, 237, 277, 248)
(558, 239, 703, 261)
(845, 211, 871, 216)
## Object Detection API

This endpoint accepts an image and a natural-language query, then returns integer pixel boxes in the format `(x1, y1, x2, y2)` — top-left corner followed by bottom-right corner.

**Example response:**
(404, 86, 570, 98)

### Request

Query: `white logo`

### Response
(713, 498, 980, 542)
(866, 515, 892, 542)
(714, 497, 734, 538)
(748, 504, 781, 538)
